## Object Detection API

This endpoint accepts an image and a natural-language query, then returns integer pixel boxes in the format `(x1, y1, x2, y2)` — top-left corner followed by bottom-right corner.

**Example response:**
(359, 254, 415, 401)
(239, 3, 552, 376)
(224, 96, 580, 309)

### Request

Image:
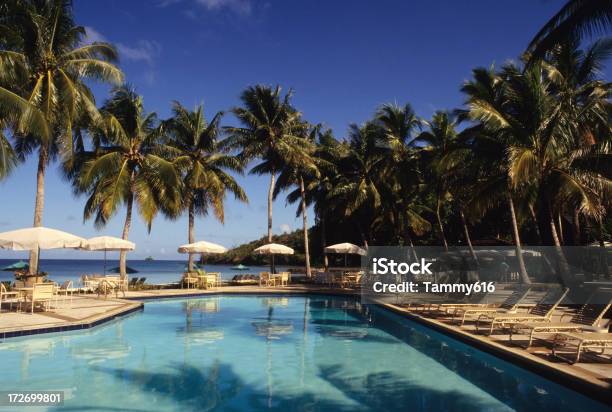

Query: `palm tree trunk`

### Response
(299, 176, 311, 278)
(573, 208, 581, 245)
(404, 225, 418, 262)
(119, 174, 135, 281)
(460, 208, 478, 265)
(436, 199, 449, 251)
(28, 146, 48, 274)
(267, 169, 275, 243)
(597, 218, 610, 278)
(550, 210, 562, 247)
(528, 204, 543, 244)
(357, 222, 368, 249)
(187, 202, 195, 272)
(548, 204, 571, 280)
(557, 213, 564, 244)
(321, 215, 329, 269)
(507, 191, 530, 284)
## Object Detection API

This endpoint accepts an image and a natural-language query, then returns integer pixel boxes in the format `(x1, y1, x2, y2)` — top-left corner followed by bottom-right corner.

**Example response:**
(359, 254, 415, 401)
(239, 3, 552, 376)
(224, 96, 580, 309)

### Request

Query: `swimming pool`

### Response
(0, 295, 608, 411)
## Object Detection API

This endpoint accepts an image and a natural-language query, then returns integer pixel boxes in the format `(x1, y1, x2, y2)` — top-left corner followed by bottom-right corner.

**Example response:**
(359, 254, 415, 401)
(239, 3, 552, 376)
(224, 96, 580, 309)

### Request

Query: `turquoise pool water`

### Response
(0, 295, 609, 411)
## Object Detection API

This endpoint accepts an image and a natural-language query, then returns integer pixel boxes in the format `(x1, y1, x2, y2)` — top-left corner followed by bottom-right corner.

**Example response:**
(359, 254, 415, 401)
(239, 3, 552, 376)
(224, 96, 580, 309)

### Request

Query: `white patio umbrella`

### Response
(178, 241, 228, 272)
(0, 227, 87, 273)
(324, 242, 366, 267)
(84, 236, 136, 275)
(253, 243, 294, 273)
(178, 241, 228, 254)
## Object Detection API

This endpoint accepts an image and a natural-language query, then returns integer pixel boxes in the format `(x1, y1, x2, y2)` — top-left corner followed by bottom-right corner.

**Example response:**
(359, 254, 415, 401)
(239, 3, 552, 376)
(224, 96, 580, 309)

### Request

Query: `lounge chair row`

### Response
(402, 286, 612, 363)
(312, 270, 363, 288)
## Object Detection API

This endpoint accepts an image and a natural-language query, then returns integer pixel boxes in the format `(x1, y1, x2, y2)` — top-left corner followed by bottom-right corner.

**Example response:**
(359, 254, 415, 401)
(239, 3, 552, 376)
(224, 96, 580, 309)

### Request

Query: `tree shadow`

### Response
(313, 324, 398, 344)
(91, 361, 242, 411)
(317, 363, 507, 411)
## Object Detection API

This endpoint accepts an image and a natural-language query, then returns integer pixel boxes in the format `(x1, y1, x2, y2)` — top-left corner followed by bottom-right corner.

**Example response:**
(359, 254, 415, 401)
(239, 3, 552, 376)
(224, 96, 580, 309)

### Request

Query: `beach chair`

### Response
(552, 332, 612, 363)
(55, 280, 77, 308)
(278, 272, 290, 287)
(129, 277, 139, 290)
(510, 288, 612, 348)
(137, 277, 147, 289)
(421, 289, 489, 315)
(341, 272, 362, 288)
(259, 272, 276, 287)
(80, 275, 99, 293)
(204, 273, 220, 289)
(476, 287, 569, 335)
(20, 283, 55, 314)
(97, 275, 124, 298)
(451, 286, 532, 326)
(1, 283, 19, 311)
(182, 272, 199, 289)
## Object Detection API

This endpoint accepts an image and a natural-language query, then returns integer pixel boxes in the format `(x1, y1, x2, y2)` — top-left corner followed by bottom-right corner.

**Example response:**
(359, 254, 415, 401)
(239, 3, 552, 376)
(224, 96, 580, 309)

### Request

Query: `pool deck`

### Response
(1, 284, 610, 405)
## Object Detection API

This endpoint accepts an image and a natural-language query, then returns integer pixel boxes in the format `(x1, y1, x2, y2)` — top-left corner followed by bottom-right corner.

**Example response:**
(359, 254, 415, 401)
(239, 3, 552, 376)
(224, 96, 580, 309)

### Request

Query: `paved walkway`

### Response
(0, 295, 142, 336)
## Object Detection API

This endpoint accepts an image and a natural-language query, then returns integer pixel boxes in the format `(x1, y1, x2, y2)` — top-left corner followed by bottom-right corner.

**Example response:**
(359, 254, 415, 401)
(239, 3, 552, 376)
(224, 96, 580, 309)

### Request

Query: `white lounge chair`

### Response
(1, 283, 20, 311)
(55, 280, 77, 308)
(20, 283, 55, 314)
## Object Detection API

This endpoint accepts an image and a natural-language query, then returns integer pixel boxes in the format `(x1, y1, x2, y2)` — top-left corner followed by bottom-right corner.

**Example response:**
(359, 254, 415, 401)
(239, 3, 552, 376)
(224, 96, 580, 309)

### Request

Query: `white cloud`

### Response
(196, 0, 252, 14)
(84, 27, 160, 65)
(117, 40, 161, 64)
(159, 0, 252, 15)
(83, 26, 107, 43)
(279, 224, 291, 234)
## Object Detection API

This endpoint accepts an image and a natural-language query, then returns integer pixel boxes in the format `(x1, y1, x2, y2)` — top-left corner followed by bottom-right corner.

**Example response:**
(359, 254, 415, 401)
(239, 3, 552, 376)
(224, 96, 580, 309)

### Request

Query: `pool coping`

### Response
(0, 300, 143, 340)
(0, 287, 610, 405)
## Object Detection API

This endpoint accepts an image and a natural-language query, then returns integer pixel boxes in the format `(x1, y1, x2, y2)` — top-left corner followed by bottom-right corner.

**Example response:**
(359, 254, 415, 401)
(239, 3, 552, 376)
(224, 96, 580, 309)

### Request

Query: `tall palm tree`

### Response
(329, 123, 386, 247)
(527, 0, 612, 61)
(543, 38, 612, 247)
(416, 111, 460, 250)
(459, 67, 531, 283)
(163, 101, 248, 271)
(286, 127, 342, 269)
(497, 61, 607, 247)
(0, 0, 122, 273)
(75, 86, 179, 279)
(274, 122, 319, 277)
(375, 103, 430, 254)
(225, 85, 304, 243)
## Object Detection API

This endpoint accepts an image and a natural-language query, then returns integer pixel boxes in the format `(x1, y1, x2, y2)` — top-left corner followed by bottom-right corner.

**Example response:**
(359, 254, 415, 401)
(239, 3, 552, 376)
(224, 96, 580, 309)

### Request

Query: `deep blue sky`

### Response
(0, 0, 566, 260)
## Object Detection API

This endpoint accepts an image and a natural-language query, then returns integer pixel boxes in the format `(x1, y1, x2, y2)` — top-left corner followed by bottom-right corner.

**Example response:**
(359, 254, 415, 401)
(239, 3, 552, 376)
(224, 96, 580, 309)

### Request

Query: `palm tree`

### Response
(0, 0, 122, 273)
(163, 101, 248, 271)
(375, 103, 430, 254)
(75, 86, 179, 279)
(225, 85, 304, 243)
(459, 67, 532, 283)
(274, 122, 319, 277)
(0, 120, 17, 180)
(286, 127, 343, 269)
(543, 38, 612, 247)
(527, 0, 612, 61)
(329, 123, 386, 247)
(416, 111, 460, 250)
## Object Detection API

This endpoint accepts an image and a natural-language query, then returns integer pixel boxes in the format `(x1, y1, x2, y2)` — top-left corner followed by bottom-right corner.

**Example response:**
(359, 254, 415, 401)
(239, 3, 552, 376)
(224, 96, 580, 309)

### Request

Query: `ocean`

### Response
(0, 259, 279, 285)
